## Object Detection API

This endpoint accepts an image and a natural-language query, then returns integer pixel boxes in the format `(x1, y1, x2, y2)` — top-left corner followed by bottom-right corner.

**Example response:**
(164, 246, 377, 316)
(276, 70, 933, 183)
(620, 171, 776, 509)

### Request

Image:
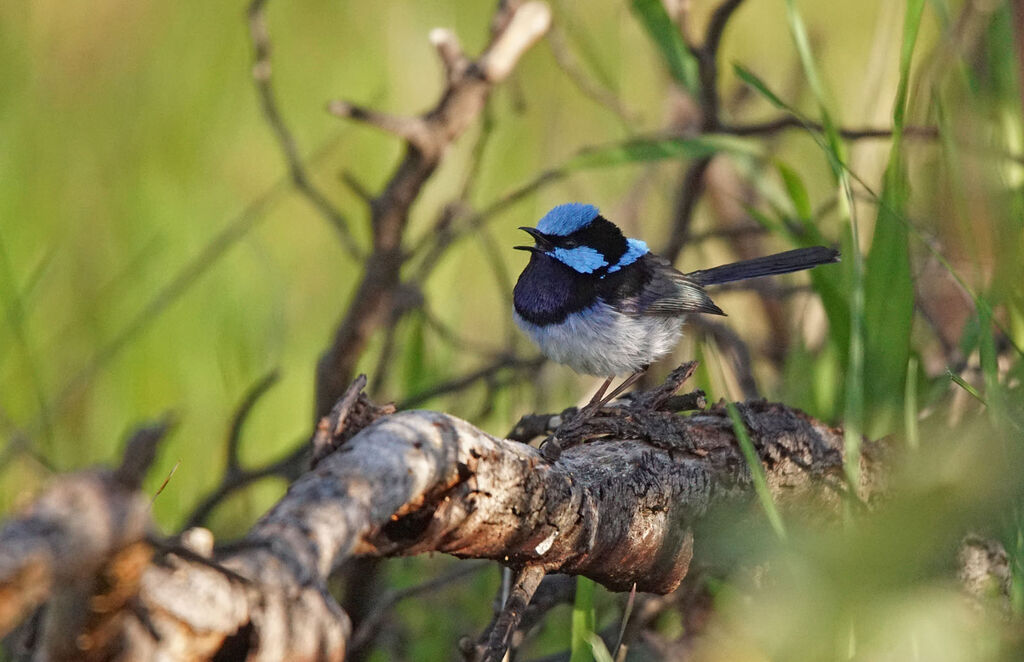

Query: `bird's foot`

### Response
(540, 434, 562, 461)
(539, 372, 647, 461)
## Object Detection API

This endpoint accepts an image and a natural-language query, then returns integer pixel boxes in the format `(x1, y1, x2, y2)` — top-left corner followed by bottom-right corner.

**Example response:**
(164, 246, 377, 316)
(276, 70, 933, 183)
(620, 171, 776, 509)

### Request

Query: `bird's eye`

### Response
(561, 239, 578, 248)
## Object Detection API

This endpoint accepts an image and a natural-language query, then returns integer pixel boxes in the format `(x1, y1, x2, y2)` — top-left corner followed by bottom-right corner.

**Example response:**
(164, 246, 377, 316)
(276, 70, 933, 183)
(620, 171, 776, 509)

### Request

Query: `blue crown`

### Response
(536, 203, 600, 236)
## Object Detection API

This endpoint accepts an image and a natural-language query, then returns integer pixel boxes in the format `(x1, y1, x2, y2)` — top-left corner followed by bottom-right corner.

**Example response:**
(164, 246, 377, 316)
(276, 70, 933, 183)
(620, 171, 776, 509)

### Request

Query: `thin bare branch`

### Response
(341, 170, 375, 204)
(421, 306, 507, 359)
(693, 318, 759, 400)
(45, 133, 347, 424)
(398, 354, 545, 410)
(348, 561, 487, 654)
(315, 2, 552, 418)
(664, 157, 713, 263)
(430, 28, 470, 80)
(478, 2, 552, 82)
(114, 415, 176, 492)
(721, 117, 940, 139)
(225, 369, 280, 477)
(546, 26, 638, 125)
(181, 441, 307, 531)
(247, 0, 361, 256)
(327, 100, 433, 150)
(697, 0, 747, 129)
(482, 565, 547, 662)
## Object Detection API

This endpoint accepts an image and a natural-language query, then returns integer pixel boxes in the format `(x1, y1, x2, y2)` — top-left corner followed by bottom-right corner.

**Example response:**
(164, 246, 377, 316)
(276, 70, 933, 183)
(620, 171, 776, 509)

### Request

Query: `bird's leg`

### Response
(594, 368, 647, 409)
(587, 377, 613, 406)
(540, 368, 649, 462)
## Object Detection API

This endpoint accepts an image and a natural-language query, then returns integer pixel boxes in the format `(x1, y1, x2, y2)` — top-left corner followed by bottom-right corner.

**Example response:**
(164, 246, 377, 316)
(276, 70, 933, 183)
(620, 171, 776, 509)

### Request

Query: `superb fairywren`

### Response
(513, 203, 839, 404)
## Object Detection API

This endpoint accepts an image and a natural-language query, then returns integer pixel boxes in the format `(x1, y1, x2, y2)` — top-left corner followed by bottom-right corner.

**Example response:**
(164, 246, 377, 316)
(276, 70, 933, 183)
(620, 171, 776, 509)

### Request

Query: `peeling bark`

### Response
(0, 369, 878, 660)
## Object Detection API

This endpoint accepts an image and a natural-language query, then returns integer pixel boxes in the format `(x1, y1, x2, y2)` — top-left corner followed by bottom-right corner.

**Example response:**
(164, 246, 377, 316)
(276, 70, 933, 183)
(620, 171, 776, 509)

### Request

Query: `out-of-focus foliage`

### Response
(2, 0, 1023, 659)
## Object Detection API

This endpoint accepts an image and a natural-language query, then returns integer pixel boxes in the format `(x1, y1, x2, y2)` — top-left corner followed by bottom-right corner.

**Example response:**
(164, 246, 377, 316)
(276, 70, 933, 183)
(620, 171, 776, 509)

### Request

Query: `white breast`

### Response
(514, 301, 685, 377)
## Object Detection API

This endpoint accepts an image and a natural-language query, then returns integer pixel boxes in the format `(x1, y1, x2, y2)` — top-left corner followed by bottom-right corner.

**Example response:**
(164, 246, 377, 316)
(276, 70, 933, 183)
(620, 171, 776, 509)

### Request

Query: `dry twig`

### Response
(314, 1, 552, 418)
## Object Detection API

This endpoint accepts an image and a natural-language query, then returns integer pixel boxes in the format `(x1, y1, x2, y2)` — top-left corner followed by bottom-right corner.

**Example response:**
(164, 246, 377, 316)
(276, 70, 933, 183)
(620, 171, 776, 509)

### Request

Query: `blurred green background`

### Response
(2, 0, 1023, 659)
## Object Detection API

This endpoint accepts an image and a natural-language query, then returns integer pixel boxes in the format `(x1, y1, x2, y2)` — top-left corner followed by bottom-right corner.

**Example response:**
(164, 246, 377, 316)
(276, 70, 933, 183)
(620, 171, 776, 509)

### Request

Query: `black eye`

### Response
(561, 239, 578, 248)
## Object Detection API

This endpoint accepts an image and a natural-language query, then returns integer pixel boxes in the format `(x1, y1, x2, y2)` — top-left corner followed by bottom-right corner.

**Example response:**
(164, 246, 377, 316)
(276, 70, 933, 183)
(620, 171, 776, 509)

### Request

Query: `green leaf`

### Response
(893, 0, 925, 141)
(733, 64, 790, 111)
(862, 170, 914, 437)
(776, 161, 813, 220)
(402, 313, 430, 395)
(589, 634, 615, 662)
(570, 576, 597, 662)
(725, 400, 787, 540)
(979, 306, 1021, 432)
(563, 134, 762, 171)
(741, 202, 787, 236)
(904, 356, 920, 450)
(862, 0, 924, 437)
(783, 0, 862, 489)
(947, 369, 987, 406)
(630, 0, 701, 96)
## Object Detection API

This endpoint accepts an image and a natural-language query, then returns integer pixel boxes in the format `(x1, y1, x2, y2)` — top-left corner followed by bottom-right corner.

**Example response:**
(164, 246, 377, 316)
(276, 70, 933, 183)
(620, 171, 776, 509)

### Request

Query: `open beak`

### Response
(514, 226, 553, 253)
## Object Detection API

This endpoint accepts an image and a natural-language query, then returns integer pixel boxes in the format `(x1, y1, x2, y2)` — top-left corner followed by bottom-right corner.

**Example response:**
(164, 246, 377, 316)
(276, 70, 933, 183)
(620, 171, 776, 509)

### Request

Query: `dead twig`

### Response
(311, 374, 396, 467)
(226, 369, 280, 478)
(720, 117, 940, 140)
(398, 354, 545, 410)
(315, 1, 552, 419)
(481, 565, 547, 662)
(248, 0, 362, 257)
(348, 561, 487, 654)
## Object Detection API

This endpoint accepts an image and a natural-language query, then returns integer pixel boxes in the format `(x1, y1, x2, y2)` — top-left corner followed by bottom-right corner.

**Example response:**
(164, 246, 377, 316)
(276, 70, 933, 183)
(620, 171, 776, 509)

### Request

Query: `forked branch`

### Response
(314, 0, 552, 418)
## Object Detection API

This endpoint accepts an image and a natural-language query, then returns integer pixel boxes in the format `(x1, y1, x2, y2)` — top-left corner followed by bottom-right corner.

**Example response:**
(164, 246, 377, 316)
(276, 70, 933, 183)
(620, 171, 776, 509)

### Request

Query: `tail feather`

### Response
(688, 246, 840, 286)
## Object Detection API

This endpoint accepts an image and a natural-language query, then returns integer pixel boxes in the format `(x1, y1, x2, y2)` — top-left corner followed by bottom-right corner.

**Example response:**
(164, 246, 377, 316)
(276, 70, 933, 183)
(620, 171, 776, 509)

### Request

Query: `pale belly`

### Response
(514, 301, 685, 376)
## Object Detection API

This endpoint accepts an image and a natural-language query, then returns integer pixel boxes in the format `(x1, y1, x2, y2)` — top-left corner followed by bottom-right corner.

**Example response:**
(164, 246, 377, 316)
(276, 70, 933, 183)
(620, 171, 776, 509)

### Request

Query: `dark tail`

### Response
(688, 246, 840, 286)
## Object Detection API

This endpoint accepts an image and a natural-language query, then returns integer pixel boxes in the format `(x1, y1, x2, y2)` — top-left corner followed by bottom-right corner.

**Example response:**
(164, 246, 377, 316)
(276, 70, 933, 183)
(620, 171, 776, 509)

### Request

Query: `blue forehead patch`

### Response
(536, 203, 600, 236)
(606, 238, 649, 273)
(552, 246, 608, 274)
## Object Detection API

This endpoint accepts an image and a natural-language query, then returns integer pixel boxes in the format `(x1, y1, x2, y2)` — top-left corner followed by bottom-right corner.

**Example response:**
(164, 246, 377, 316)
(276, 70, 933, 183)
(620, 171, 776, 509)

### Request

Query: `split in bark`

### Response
(0, 364, 880, 660)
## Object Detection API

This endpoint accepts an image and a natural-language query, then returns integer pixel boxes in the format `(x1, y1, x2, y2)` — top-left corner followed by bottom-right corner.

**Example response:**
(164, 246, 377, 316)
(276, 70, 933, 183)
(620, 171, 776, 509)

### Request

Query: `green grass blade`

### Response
(733, 64, 790, 111)
(629, 0, 701, 97)
(741, 202, 788, 236)
(570, 576, 597, 662)
(612, 583, 637, 659)
(893, 0, 926, 141)
(838, 202, 865, 491)
(783, 0, 843, 160)
(861, 177, 913, 437)
(0, 231, 53, 446)
(725, 401, 788, 540)
(946, 369, 987, 406)
(978, 307, 1000, 409)
(563, 134, 762, 171)
(782, 0, 863, 489)
(710, 341, 787, 538)
(588, 634, 615, 662)
(862, 0, 925, 436)
(1012, 511, 1024, 615)
(776, 161, 813, 221)
(978, 306, 1021, 432)
(401, 313, 430, 395)
(904, 356, 920, 450)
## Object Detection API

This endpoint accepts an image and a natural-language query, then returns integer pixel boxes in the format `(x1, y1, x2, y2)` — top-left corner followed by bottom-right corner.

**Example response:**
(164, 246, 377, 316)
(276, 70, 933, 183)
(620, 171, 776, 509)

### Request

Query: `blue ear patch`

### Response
(536, 203, 600, 236)
(607, 238, 649, 273)
(552, 246, 608, 273)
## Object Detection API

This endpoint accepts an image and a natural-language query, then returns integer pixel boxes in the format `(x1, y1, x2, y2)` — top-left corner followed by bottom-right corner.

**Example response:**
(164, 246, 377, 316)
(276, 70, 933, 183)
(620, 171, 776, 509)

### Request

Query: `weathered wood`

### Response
(0, 376, 873, 660)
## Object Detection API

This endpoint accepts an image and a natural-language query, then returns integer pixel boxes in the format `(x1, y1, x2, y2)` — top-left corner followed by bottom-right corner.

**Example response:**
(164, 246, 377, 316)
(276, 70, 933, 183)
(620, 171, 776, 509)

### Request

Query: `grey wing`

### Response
(635, 254, 726, 317)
